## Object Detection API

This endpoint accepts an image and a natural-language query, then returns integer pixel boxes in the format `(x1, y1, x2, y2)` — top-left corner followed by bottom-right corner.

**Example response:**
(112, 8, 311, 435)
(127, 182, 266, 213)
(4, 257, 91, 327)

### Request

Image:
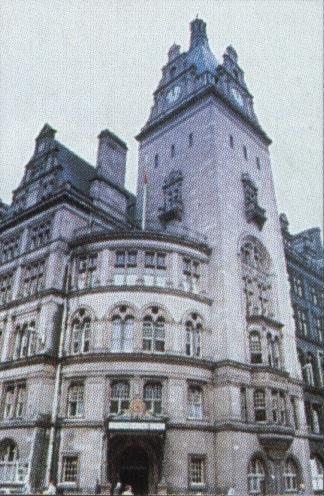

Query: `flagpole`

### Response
(142, 171, 147, 231)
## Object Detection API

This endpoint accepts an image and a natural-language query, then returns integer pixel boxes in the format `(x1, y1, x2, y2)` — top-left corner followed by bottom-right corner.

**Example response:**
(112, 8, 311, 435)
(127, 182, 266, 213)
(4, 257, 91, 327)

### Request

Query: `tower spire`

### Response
(190, 17, 208, 49)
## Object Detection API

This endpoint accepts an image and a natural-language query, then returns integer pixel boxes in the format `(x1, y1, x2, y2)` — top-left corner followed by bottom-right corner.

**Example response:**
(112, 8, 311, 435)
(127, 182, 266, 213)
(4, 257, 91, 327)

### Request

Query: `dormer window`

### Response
(170, 66, 176, 79)
(37, 142, 45, 153)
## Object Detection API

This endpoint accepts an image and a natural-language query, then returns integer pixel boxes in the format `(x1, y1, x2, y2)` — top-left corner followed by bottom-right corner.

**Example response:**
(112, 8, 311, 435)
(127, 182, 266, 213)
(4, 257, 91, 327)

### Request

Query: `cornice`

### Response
(60, 351, 215, 371)
(136, 83, 271, 145)
(247, 315, 284, 329)
(70, 228, 211, 255)
(69, 284, 213, 306)
(0, 354, 57, 371)
(285, 246, 324, 282)
(0, 187, 130, 233)
(0, 288, 65, 311)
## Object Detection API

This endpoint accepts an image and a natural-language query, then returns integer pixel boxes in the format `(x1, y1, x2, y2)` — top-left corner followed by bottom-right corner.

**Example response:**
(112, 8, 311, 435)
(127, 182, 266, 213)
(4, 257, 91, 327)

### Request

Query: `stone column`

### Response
(100, 433, 112, 495)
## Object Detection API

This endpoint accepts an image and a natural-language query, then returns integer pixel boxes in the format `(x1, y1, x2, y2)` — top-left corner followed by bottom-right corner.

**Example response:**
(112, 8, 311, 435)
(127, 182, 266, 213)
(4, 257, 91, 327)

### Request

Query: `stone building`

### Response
(280, 215, 324, 494)
(0, 17, 318, 495)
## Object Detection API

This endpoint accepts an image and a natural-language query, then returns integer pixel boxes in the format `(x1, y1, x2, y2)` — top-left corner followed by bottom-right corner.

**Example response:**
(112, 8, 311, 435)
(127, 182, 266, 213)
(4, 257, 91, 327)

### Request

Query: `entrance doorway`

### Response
(119, 447, 149, 496)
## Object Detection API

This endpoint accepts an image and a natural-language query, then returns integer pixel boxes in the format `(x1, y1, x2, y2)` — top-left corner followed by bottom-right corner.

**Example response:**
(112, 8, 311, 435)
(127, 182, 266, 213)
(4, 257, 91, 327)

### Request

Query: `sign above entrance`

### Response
(108, 421, 166, 431)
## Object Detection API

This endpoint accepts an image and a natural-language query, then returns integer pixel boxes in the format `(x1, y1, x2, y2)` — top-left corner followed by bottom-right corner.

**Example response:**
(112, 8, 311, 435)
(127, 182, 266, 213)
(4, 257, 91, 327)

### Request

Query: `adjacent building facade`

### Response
(280, 215, 324, 494)
(0, 18, 321, 495)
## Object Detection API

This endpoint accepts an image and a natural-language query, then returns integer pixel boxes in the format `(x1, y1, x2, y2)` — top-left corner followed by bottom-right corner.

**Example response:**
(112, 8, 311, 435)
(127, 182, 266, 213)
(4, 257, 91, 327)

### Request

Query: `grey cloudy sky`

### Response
(0, 0, 322, 234)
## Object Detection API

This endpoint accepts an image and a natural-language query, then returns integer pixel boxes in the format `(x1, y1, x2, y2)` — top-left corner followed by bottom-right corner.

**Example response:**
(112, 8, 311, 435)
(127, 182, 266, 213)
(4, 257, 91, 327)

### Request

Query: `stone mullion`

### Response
(105, 249, 115, 285)
(136, 249, 145, 285)
(246, 386, 255, 423)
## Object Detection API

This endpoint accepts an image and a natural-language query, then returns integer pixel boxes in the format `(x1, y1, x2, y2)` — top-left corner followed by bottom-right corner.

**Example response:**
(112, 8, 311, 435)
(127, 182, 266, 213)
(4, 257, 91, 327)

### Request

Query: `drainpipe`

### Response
(44, 255, 71, 487)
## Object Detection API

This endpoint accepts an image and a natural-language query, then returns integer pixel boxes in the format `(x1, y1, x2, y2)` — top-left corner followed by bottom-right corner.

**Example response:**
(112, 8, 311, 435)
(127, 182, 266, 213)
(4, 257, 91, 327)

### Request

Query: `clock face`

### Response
(231, 87, 244, 107)
(166, 85, 181, 104)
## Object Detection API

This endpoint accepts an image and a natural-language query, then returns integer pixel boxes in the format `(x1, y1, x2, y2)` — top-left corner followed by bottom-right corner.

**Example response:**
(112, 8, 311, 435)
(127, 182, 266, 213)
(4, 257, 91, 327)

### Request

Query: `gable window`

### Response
(29, 219, 52, 250)
(144, 382, 162, 415)
(67, 383, 84, 418)
(248, 457, 266, 495)
(70, 308, 91, 354)
(21, 259, 45, 297)
(189, 457, 205, 487)
(254, 389, 266, 422)
(249, 331, 262, 364)
(110, 381, 130, 414)
(284, 458, 298, 492)
(62, 456, 78, 483)
(185, 313, 202, 357)
(142, 307, 165, 353)
(0, 272, 13, 305)
(188, 386, 203, 420)
(111, 306, 134, 352)
(3, 382, 26, 419)
(114, 250, 137, 286)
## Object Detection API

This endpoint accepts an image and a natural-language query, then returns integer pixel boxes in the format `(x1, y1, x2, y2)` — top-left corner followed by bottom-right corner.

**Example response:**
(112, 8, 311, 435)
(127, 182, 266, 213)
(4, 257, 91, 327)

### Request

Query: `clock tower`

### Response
(136, 17, 313, 494)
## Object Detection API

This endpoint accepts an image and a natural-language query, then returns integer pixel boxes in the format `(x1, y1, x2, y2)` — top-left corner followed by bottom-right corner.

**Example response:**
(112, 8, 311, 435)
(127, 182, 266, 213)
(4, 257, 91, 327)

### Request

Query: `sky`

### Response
(0, 0, 322, 235)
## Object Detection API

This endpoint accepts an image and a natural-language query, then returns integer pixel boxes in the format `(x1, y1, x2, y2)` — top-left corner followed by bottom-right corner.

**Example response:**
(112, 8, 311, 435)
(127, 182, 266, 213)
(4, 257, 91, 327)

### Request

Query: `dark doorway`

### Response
(119, 447, 149, 496)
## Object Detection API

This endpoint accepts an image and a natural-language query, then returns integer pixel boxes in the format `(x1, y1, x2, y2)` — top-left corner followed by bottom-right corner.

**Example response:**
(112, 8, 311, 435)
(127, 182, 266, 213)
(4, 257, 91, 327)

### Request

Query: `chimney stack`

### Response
(96, 129, 128, 188)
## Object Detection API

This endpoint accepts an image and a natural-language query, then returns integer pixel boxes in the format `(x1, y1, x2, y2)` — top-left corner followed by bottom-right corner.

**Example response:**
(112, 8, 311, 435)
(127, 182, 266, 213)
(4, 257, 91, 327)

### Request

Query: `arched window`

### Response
(185, 313, 202, 357)
(14, 321, 37, 359)
(144, 383, 162, 415)
(142, 307, 165, 353)
(249, 331, 262, 364)
(111, 306, 134, 352)
(188, 386, 203, 420)
(254, 389, 266, 422)
(284, 458, 298, 492)
(67, 383, 84, 418)
(310, 456, 324, 491)
(110, 381, 130, 415)
(241, 238, 274, 319)
(70, 308, 91, 354)
(248, 457, 266, 494)
(241, 239, 270, 271)
(0, 439, 22, 483)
